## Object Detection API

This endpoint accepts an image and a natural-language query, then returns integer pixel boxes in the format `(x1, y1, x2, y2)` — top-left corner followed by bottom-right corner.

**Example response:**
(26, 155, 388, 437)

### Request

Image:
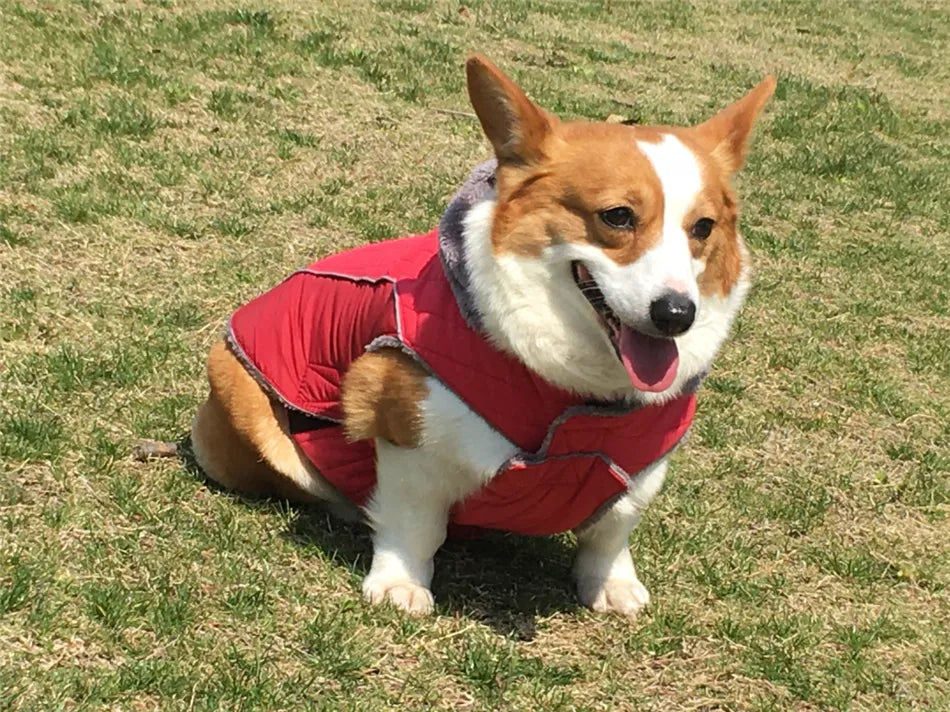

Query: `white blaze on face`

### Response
(636, 134, 704, 297)
(580, 133, 704, 332)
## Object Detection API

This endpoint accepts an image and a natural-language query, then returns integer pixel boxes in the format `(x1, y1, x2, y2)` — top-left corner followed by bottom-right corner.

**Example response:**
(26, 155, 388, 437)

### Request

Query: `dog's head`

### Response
(460, 55, 775, 402)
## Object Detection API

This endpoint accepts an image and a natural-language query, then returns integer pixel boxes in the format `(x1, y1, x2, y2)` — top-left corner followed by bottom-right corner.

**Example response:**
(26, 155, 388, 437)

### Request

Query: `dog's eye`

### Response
(691, 218, 715, 239)
(599, 207, 637, 230)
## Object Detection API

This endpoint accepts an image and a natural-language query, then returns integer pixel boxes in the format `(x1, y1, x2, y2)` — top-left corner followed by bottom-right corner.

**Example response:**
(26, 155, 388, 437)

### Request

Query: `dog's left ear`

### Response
(692, 75, 777, 175)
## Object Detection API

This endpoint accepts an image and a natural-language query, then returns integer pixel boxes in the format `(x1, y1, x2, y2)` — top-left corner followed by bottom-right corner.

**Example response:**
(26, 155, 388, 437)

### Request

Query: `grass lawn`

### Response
(1, 0, 949, 709)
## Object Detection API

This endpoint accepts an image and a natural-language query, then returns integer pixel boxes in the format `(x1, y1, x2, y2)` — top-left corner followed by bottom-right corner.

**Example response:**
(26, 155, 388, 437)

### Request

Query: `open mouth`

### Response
(571, 261, 680, 393)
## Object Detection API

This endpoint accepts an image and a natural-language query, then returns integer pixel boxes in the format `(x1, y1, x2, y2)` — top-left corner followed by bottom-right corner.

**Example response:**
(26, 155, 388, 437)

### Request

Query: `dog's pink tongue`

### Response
(619, 325, 679, 392)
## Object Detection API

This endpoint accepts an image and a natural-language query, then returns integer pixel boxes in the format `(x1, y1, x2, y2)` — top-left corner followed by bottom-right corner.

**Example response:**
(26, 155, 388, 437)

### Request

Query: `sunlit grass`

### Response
(1, 1, 947, 710)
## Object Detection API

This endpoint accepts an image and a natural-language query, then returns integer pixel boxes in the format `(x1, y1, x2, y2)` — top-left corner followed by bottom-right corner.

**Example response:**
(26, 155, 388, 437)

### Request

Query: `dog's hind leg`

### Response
(191, 339, 354, 512)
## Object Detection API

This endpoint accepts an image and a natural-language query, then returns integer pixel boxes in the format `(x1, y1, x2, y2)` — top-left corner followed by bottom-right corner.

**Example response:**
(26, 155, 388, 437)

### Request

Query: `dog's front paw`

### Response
(577, 575, 650, 618)
(362, 576, 434, 615)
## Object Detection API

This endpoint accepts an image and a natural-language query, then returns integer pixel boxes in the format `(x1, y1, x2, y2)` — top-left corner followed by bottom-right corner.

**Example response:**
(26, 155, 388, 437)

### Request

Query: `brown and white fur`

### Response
(191, 56, 775, 616)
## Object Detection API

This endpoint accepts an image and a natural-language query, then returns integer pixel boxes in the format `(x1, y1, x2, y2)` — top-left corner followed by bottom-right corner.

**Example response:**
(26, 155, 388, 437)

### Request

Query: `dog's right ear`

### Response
(466, 55, 553, 164)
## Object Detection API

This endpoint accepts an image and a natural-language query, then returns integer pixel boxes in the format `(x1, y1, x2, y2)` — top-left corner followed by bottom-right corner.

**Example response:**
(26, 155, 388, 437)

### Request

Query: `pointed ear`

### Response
(693, 75, 777, 174)
(466, 54, 554, 164)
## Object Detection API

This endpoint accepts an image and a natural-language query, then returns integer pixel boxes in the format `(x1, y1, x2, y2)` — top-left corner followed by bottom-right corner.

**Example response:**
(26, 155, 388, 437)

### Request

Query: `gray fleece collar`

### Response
(438, 159, 497, 332)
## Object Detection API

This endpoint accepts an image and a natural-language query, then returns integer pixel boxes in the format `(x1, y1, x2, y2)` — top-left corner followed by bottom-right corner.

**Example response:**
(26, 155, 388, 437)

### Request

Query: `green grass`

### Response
(1, 1, 948, 710)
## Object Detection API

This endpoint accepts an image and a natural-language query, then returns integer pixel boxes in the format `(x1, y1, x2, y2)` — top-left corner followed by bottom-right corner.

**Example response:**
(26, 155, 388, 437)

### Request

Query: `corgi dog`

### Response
(191, 56, 775, 616)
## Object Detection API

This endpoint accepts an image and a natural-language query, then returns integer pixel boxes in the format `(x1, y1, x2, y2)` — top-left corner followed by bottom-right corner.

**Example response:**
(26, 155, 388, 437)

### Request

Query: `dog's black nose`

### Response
(650, 292, 696, 336)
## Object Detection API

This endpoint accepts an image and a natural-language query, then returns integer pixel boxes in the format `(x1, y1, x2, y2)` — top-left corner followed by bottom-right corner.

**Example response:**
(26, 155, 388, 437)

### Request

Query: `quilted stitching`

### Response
(228, 230, 695, 535)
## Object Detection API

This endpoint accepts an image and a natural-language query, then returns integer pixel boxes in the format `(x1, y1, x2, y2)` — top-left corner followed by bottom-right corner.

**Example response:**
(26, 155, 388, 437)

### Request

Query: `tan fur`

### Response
(465, 55, 555, 164)
(693, 183, 744, 297)
(185, 56, 775, 617)
(655, 127, 744, 297)
(192, 340, 431, 504)
(692, 75, 777, 175)
(193, 58, 772, 513)
(487, 124, 667, 264)
(341, 348, 429, 448)
(192, 339, 320, 502)
(465, 55, 774, 301)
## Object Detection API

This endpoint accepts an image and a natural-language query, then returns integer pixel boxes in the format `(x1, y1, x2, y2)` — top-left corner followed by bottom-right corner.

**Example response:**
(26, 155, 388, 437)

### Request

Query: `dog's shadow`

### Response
(177, 436, 579, 639)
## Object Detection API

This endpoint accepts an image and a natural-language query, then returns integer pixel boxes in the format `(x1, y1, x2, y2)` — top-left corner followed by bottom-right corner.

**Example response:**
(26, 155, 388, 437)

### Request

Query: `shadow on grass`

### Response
(174, 433, 580, 638)
(433, 532, 579, 639)
(286, 506, 579, 639)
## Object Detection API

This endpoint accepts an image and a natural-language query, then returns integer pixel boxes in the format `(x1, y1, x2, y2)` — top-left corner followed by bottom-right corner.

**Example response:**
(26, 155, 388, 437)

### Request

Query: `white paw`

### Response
(577, 575, 650, 618)
(362, 576, 434, 615)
